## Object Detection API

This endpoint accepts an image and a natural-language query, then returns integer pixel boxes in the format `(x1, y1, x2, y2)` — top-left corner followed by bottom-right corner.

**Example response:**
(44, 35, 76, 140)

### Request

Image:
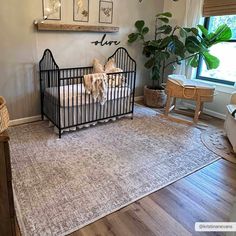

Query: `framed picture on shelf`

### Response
(99, 0, 113, 24)
(42, 0, 61, 20)
(73, 0, 89, 22)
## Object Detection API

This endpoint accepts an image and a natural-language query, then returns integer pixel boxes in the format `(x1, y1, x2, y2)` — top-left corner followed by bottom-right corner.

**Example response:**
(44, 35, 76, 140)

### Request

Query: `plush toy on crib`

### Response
(93, 58, 126, 87)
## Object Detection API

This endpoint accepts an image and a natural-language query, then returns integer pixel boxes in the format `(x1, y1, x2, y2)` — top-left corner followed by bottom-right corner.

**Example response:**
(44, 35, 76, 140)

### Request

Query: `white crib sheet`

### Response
(45, 84, 131, 107)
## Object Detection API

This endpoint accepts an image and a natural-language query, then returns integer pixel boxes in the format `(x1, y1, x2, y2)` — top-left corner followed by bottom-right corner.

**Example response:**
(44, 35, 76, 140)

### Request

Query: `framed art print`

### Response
(99, 0, 113, 24)
(73, 0, 89, 22)
(43, 0, 61, 20)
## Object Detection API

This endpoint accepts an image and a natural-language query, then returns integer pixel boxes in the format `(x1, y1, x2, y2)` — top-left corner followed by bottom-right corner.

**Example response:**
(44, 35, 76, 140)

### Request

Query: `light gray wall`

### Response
(0, 0, 164, 120)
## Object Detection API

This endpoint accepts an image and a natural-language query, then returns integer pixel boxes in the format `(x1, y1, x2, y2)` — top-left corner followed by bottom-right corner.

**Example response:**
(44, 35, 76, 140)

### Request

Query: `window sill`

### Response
(192, 78, 236, 94)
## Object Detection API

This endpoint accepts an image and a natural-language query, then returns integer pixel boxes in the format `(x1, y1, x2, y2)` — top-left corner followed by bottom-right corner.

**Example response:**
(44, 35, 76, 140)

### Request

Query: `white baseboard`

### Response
(10, 115, 41, 127)
(10, 96, 144, 126)
(182, 102, 226, 120)
(134, 96, 144, 102)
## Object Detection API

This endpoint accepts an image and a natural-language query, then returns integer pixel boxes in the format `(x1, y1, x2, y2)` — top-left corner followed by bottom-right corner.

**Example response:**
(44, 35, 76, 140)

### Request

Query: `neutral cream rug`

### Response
(10, 105, 220, 236)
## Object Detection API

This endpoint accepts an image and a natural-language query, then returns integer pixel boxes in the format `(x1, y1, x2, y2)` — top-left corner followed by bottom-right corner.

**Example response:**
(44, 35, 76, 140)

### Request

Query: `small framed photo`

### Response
(73, 0, 89, 22)
(99, 1, 113, 24)
(43, 0, 61, 20)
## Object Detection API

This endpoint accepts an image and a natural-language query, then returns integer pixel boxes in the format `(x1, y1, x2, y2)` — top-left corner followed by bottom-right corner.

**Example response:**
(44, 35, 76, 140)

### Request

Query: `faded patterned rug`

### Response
(9, 105, 220, 236)
(201, 129, 236, 163)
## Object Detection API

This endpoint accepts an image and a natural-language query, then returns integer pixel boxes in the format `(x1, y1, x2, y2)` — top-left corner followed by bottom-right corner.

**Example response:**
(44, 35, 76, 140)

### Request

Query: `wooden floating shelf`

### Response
(35, 23, 119, 33)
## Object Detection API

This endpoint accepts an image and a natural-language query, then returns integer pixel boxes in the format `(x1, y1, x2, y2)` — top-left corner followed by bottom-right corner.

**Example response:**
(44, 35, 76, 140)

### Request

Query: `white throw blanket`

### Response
(83, 73, 108, 105)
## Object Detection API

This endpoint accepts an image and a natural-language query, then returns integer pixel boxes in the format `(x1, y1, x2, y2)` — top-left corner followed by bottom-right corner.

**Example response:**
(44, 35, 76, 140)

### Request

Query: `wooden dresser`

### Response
(0, 131, 16, 236)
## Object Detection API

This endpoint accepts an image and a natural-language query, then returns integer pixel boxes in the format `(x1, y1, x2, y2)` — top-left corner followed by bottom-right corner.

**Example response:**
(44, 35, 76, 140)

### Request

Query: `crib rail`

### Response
(39, 47, 136, 138)
(59, 67, 93, 80)
(108, 47, 136, 72)
(39, 49, 60, 126)
(58, 72, 134, 125)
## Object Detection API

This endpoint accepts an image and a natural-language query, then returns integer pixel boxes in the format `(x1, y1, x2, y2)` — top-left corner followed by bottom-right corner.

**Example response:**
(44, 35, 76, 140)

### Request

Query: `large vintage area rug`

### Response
(10, 105, 220, 236)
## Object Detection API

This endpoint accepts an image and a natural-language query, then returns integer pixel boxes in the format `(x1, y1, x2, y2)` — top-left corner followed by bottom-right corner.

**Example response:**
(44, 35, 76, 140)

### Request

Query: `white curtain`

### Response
(175, 0, 204, 79)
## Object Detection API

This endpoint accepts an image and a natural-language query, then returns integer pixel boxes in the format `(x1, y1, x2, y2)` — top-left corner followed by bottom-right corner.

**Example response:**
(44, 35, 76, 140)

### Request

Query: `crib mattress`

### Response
(58, 96, 131, 129)
(45, 84, 131, 107)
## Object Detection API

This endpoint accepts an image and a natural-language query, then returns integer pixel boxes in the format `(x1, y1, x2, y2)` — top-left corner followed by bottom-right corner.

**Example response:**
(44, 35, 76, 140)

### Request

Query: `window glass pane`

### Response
(199, 42, 236, 83)
(208, 15, 236, 40)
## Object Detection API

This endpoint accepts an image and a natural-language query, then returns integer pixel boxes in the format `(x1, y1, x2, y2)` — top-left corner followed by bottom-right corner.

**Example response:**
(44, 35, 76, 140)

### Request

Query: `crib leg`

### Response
(131, 113, 134, 120)
(59, 130, 62, 139)
(41, 113, 44, 121)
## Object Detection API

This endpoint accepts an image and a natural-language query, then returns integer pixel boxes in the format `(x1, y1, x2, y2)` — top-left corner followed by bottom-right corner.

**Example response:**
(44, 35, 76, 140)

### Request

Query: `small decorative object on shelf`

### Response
(99, 0, 113, 24)
(0, 96, 9, 134)
(43, 0, 61, 20)
(74, 0, 89, 22)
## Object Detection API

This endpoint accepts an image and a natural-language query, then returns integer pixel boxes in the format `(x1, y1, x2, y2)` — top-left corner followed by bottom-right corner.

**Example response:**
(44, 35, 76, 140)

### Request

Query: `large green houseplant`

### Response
(128, 12, 232, 107)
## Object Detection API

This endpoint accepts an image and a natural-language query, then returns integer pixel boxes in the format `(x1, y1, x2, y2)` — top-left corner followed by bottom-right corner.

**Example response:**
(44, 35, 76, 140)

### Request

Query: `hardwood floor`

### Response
(15, 114, 236, 236)
(68, 159, 236, 236)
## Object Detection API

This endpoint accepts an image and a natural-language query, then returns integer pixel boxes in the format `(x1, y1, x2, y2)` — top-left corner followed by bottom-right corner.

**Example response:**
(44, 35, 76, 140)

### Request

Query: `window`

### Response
(196, 15, 236, 86)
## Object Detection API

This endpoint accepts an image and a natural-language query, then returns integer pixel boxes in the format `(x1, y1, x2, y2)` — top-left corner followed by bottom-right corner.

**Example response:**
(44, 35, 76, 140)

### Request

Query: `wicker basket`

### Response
(0, 96, 9, 133)
(144, 85, 167, 108)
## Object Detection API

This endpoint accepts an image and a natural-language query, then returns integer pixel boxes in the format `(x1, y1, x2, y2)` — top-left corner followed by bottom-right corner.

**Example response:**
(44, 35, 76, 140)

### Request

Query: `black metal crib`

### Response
(39, 47, 136, 138)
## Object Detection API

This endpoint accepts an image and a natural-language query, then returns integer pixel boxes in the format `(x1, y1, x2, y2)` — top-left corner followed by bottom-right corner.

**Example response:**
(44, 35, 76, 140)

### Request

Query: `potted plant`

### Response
(128, 12, 232, 108)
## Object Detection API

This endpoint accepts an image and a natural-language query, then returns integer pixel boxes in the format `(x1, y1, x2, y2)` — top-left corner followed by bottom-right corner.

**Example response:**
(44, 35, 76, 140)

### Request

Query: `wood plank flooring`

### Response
(15, 115, 236, 236)
(69, 159, 236, 236)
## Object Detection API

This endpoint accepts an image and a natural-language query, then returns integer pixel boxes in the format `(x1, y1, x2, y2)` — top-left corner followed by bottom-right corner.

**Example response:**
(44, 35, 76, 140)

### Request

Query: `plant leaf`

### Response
(207, 33, 215, 41)
(174, 40, 186, 58)
(143, 44, 157, 57)
(185, 36, 201, 53)
(128, 33, 139, 43)
(183, 27, 192, 33)
(159, 36, 171, 49)
(163, 25, 172, 34)
(179, 28, 187, 38)
(135, 20, 145, 32)
(156, 12, 172, 18)
(198, 25, 209, 38)
(156, 51, 170, 61)
(148, 40, 160, 48)
(144, 57, 156, 69)
(202, 51, 220, 69)
(189, 54, 199, 68)
(214, 24, 232, 42)
(142, 27, 149, 35)
(168, 36, 185, 58)
(157, 25, 172, 35)
(158, 25, 167, 30)
(191, 27, 199, 36)
(158, 17, 169, 24)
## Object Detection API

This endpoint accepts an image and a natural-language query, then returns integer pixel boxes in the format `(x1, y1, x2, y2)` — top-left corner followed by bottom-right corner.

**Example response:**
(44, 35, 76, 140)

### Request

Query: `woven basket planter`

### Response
(0, 96, 9, 134)
(144, 85, 167, 108)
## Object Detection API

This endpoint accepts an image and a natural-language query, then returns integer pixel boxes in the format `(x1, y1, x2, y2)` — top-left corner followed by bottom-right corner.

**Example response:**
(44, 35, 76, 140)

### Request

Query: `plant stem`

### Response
(155, 17, 158, 40)
(171, 26, 179, 36)
(164, 53, 198, 69)
(161, 60, 166, 84)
